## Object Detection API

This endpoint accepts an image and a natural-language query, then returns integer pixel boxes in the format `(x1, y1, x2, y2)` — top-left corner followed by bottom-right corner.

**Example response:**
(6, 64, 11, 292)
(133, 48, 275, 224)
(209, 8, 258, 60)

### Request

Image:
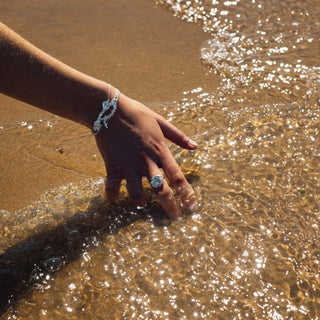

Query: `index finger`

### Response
(160, 148, 198, 214)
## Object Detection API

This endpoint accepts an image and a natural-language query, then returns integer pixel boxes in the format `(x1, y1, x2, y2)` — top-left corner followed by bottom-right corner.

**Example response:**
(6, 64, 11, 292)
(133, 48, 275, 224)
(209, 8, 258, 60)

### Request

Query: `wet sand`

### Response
(0, 0, 214, 211)
(1, 0, 320, 318)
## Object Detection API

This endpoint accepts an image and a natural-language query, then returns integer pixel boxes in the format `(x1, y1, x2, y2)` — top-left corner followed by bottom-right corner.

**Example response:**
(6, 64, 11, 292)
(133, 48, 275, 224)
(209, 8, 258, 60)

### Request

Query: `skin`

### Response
(0, 22, 198, 219)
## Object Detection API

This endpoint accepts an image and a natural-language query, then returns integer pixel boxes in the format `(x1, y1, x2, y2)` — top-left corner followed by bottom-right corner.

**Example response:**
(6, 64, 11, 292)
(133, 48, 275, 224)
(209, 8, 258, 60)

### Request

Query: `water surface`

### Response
(1, 0, 320, 319)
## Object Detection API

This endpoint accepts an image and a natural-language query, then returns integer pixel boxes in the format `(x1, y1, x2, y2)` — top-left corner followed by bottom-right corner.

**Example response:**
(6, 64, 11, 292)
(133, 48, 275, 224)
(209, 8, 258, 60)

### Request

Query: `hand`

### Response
(94, 91, 198, 219)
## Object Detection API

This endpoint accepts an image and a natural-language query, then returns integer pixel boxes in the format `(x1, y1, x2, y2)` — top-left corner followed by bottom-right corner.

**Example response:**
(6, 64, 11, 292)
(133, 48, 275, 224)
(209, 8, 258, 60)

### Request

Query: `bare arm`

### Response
(0, 22, 198, 219)
(0, 22, 107, 127)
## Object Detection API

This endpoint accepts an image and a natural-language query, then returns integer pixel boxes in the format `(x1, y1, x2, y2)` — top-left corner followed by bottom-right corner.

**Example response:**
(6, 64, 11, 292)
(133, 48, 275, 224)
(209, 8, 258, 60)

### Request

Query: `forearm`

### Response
(0, 22, 108, 128)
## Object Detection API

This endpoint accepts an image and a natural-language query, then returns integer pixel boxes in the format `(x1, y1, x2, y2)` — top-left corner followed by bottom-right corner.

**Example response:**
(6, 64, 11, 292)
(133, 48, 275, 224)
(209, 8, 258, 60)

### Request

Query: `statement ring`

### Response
(150, 175, 164, 189)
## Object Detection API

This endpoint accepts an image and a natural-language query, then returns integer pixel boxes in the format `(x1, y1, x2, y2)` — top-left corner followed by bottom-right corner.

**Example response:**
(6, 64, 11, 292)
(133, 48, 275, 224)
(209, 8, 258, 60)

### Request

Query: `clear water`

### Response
(1, 0, 320, 319)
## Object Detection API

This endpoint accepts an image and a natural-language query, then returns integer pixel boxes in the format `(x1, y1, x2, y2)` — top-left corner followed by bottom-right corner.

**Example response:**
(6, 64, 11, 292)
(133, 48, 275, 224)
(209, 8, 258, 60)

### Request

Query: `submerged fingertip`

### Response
(177, 186, 198, 213)
(170, 211, 183, 220)
(188, 200, 198, 213)
(131, 198, 147, 208)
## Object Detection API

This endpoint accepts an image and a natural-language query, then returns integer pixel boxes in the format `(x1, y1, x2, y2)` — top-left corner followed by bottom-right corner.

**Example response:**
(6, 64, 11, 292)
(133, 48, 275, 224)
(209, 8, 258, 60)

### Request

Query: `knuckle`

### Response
(171, 173, 186, 187)
(151, 139, 166, 155)
(157, 186, 174, 201)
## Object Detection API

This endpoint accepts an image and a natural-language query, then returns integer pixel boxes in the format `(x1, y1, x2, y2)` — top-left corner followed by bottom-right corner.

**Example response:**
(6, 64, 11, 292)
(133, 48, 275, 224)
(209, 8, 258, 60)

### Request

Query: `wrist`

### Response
(76, 80, 119, 130)
(92, 85, 120, 135)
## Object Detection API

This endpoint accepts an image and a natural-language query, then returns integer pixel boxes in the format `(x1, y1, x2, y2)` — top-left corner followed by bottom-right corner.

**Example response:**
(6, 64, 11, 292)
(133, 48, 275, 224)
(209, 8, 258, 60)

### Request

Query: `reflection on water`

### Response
(1, 0, 320, 319)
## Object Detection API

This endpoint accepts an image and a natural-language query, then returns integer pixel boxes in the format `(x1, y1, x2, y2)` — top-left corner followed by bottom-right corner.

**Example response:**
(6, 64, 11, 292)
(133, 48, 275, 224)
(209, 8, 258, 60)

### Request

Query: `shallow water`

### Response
(1, 0, 320, 319)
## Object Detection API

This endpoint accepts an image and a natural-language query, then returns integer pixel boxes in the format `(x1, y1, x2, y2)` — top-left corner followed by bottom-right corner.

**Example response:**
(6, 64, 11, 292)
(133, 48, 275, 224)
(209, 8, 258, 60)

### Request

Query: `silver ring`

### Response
(150, 175, 164, 189)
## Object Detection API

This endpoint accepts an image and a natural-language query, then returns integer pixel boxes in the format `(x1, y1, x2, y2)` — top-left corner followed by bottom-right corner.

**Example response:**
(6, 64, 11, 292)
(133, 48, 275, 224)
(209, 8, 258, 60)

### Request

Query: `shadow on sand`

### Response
(0, 197, 170, 315)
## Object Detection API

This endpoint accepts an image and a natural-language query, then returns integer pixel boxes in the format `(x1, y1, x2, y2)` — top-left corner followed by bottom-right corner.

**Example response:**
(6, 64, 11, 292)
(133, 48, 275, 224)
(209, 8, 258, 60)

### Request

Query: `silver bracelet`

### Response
(92, 86, 120, 135)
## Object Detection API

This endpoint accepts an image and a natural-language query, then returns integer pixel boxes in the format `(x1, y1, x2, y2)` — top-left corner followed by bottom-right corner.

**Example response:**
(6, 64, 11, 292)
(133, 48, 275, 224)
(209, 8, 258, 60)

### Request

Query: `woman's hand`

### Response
(94, 91, 198, 219)
(0, 23, 197, 219)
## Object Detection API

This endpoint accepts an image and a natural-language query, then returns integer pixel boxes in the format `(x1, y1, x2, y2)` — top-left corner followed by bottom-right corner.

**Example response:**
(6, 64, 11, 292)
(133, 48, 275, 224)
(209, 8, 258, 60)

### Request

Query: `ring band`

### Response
(150, 175, 164, 189)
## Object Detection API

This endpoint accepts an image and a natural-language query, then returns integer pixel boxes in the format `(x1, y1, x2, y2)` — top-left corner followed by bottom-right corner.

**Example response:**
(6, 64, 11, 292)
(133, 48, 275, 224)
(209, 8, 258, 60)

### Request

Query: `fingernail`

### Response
(188, 139, 198, 148)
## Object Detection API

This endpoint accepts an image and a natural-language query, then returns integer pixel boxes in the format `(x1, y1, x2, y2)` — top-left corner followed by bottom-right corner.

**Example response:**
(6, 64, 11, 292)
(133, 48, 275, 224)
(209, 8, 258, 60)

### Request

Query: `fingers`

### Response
(126, 172, 146, 207)
(160, 148, 198, 214)
(146, 159, 182, 220)
(156, 117, 198, 150)
(106, 167, 146, 206)
(105, 145, 197, 218)
(105, 170, 122, 202)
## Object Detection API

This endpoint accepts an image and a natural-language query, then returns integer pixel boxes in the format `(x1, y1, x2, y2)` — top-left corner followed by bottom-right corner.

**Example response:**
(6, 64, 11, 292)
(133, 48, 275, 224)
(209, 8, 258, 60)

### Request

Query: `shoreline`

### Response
(0, 0, 216, 211)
